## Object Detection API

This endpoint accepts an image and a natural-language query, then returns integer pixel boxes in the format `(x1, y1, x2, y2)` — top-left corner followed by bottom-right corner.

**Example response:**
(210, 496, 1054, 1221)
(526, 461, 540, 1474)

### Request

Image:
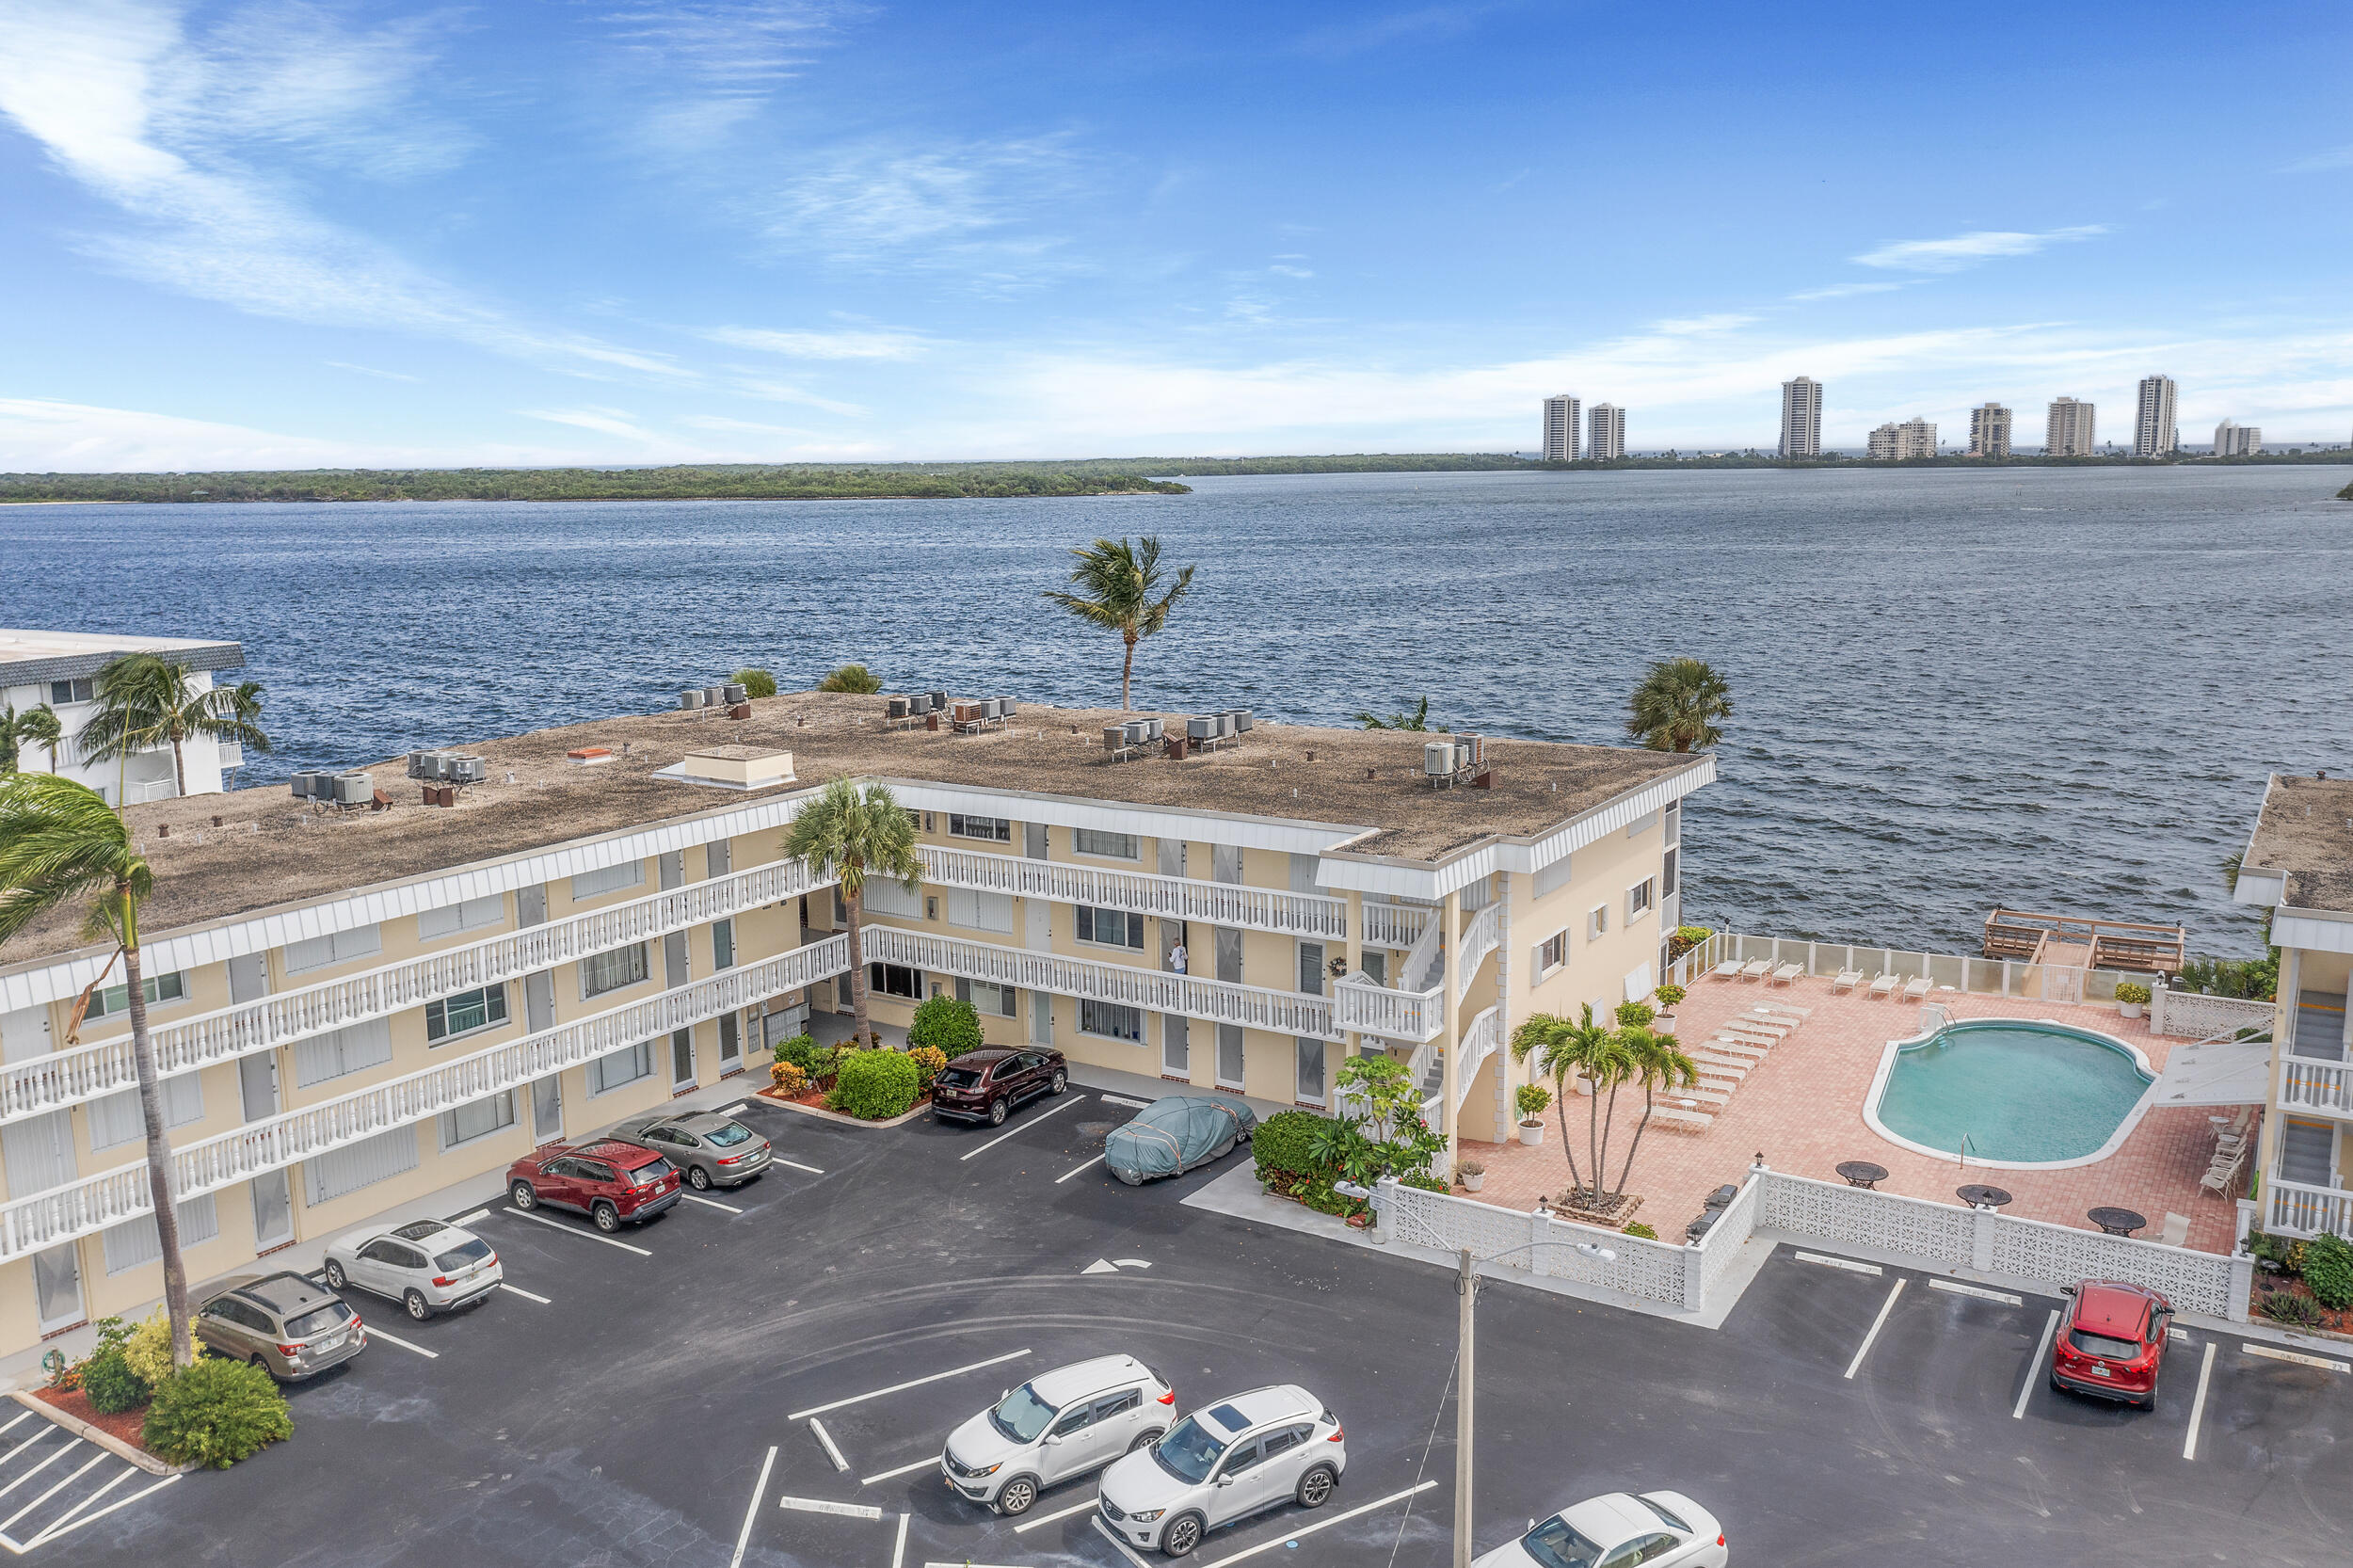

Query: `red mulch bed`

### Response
(754, 1082, 936, 1116)
(2249, 1276, 2353, 1337)
(28, 1384, 153, 1453)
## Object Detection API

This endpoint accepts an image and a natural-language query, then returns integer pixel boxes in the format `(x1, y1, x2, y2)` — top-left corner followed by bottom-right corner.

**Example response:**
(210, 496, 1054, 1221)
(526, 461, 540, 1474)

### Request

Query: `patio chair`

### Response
(1687, 1051, 1752, 1080)
(2198, 1148, 2246, 1195)
(2159, 1213, 2191, 1247)
(1831, 968, 1864, 993)
(1756, 1000, 1812, 1020)
(1768, 962, 1804, 986)
(1714, 1029, 1777, 1051)
(1693, 1069, 1744, 1096)
(1652, 1106, 1713, 1130)
(1706, 1037, 1769, 1062)
(1709, 960, 1744, 982)
(1737, 958, 1771, 982)
(1900, 975, 1933, 1001)
(1866, 972, 1897, 1000)
(1737, 1011, 1796, 1033)
(1680, 1085, 1734, 1108)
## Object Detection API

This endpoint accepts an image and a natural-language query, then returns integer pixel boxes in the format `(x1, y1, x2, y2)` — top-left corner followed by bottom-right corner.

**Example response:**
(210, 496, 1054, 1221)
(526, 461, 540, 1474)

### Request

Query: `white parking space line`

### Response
(789, 1349, 1033, 1419)
(959, 1096, 1088, 1160)
(1193, 1480, 1442, 1568)
(1843, 1278, 1909, 1379)
(364, 1324, 440, 1359)
(452, 1208, 492, 1226)
(0, 1450, 106, 1534)
(0, 1432, 50, 1470)
(1929, 1278, 2023, 1306)
(1055, 1154, 1106, 1185)
(728, 1446, 776, 1568)
(0, 1441, 80, 1501)
(1013, 1495, 1101, 1533)
(859, 1457, 939, 1486)
(1097, 1093, 1152, 1109)
(0, 1415, 27, 1439)
(2184, 1341, 2218, 1460)
(778, 1495, 884, 1520)
(2016, 1309, 2060, 1418)
(721, 1103, 748, 1116)
(499, 1207, 653, 1256)
(2242, 1342, 2352, 1373)
(892, 1512, 910, 1568)
(1094, 1516, 1155, 1568)
(25, 1464, 132, 1547)
(1796, 1251, 1881, 1276)
(682, 1193, 743, 1213)
(809, 1417, 850, 1473)
(8, 1474, 178, 1551)
(776, 1157, 826, 1175)
(500, 1284, 552, 1304)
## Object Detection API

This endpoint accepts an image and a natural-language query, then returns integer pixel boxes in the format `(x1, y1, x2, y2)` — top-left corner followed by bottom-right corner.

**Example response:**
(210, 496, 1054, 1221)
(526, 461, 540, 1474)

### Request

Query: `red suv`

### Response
(931, 1048, 1069, 1127)
(2050, 1280, 2173, 1407)
(507, 1140, 682, 1232)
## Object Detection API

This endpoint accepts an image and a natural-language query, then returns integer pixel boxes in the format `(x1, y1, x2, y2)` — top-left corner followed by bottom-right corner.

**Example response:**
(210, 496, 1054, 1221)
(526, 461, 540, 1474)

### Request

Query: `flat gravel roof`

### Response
(2245, 774, 2353, 914)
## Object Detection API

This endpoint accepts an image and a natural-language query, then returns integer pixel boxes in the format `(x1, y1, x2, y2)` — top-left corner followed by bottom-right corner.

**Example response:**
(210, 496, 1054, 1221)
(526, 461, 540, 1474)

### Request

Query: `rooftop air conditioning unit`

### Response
(1226, 709, 1254, 732)
(1187, 715, 1217, 741)
(886, 696, 910, 720)
(999, 696, 1018, 717)
(290, 771, 330, 799)
(1461, 733, 1485, 766)
(721, 682, 748, 706)
(1103, 725, 1129, 753)
(680, 689, 705, 711)
(1424, 741, 1455, 777)
(952, 699, 984, 725)
(406, 750, 437, 780)
(447, 756, 488, 786)
(703, 685, 728, 708)
(332, 771, 374, 805)
(980, 697, 1003, 720)
(1121, 720, 1148, 746)
(1141, 717, 1164, 742)
(927, 689, 948, 712)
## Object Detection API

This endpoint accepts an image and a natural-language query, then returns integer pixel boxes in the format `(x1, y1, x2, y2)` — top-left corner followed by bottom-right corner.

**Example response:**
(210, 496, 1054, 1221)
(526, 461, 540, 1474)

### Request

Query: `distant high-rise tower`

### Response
(1866, 419, 1937, 461)
(2213, 419, 2262, 456)
(1779, 377, 1822, 458)
(1588, 403, 1625, 461)
(2135, 375, 2178, 456)
(1543, 394, 1580, 461)
(1968, 403, 2012, 459)
(2045, 397, 2096, 456)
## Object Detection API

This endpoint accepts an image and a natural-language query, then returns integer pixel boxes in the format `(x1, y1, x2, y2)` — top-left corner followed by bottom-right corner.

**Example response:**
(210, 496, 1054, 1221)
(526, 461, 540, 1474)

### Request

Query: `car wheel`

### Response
(323, 1259, 348, 1290)
(995, 1476, 1039, 1516)
(592, 1202, 621, 1233)
(987, 1098, 1008, 1127)
(1115, 1167, 1145, 1186)
(687, 1165, 712, 1191)
(1295, 1464, 1337, 1509)
(404, 1289, 432, 1322)
(1049, 1068, 1068, 1096)
(511, 1180, 538, 1210)
(251, 1352, 277, 1380)
(1160, 1512, 1205, 1558)
(1128, 1428, 1162, 1453)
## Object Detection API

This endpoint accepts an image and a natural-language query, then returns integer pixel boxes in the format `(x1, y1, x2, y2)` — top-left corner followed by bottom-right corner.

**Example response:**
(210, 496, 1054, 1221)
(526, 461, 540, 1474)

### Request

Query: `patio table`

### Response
(1957, 1184, 2012, 1208)
(2088, 1207, 2147, 1237)
(1835, 1160, 1889, 1189)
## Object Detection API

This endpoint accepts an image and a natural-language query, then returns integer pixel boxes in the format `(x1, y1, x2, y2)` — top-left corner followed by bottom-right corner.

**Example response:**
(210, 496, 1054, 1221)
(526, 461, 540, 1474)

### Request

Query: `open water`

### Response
(6, 464, 2348, 957)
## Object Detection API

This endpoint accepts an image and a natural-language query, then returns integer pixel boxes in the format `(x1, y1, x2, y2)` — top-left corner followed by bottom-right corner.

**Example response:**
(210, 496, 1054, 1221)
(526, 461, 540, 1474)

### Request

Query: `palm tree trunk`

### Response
(169, 726, 186, 798)
(1616, 1086, 1656, 1196)
(120, 939, 193, 1367)
(1584, 1080, 1601, 1206)
(1120, 632, 1136, 712)
(1552, 1080, 1584, 1196)
(1596, 1085, 1622, 1201)
(844, 885, 870, 1046)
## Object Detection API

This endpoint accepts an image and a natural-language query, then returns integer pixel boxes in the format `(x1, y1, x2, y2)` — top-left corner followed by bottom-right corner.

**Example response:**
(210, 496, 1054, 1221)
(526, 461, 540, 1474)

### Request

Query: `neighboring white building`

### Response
(1968, 403, 2012, 459)
(1543, 394, 1581, 461)
(0, 630, 248, 805)
(1588, 403, 1626, 461)
(1866, 418, 1937, 461)
(1779, 377, 1823, 458)
(2135, 375, 2179, 456)
(2046, 396, 2097, 456)
(2214, 419, 2262, 456)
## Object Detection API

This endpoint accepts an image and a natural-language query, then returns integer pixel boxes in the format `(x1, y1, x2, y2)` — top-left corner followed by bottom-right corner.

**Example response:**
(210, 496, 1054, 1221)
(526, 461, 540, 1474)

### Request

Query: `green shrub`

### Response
(1614, 1000, 1656, 1028)
(80, 1349, 151, 1415)
(772, 1032, 819, 1071)
(1400, 1171, 1449, 1193)
(732, 667, 778, 699)
(1668, 925, 1712, 958)
(1654, 984, 1687, 1009)
(2258, 1290, 2324, 1326)
(2114, 982, 2152, 1006)
(1622, 1222, 1658, 1240)
(2176, 952, 2278, 1001)
(908, 1045, 948, 1094)
(1252, 1110, 1335, 1179)
(827, 1048, 920, 1119)
(123, 1310, 194, 1389)
(2302, 1233, 2353, 1310)
(141, 1359, 292, 1468)
(1515, 1082, 1553, 1119)
(907, 995, 984, 1059)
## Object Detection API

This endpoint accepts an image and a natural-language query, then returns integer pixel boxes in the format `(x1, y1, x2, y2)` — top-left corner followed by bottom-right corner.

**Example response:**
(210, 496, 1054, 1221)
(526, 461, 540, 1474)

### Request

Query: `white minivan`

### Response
(1097, 1384, 1345, 1558)
(941, 1354, 1175, 1516)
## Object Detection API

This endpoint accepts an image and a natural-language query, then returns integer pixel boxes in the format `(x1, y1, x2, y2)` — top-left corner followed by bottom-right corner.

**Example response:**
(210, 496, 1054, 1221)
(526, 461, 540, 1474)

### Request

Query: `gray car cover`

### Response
(1103, 1096, 1259, 1185)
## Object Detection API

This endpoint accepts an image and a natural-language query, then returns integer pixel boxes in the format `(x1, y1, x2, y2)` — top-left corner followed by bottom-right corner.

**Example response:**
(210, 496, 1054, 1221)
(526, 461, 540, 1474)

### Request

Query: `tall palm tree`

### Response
(1624, 657, 1733, 753)
(0, 775, 194, 1367)
(1353, 696, 1443, 731)
(77, 655, 272, 801)
(1509, 1003, 1627, 1208)
(17, 704, 63, 774)
(218, 683, 264, 788)
(1043, 536, 1196, 712)
(782, 777, 922, 1048)
(1606, 1026, 1699, 1201)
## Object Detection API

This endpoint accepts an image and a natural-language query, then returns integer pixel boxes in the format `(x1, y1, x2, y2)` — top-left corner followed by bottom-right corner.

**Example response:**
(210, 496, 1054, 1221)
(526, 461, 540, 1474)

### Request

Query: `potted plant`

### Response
(1653, 983, 1686, 1029)
(1515, 1082, 1551, 1145)
(1456, 1159, 1486, 1193)
(2115, 981, 2151, 1020)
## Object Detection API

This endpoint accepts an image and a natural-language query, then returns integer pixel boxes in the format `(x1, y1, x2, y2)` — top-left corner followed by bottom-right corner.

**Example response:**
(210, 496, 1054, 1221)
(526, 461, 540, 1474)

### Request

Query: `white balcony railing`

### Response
(1336, 974, 1444, 1043)
(0, 856, 837, 1128)
(2265, 1175, 2353, 1240)
(2281, 1058, 2353, 1119)
(0, 936, 853, 1263)
(1457, 1005, 1498, 1109)
(1458, 903, 1500, 1003)
(917, 846, 1351, 940)
(1358, 902, 1432, 951)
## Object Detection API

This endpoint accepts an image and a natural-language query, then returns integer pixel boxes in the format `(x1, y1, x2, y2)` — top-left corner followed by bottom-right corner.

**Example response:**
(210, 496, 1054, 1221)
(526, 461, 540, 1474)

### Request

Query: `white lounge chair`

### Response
(1706, 1038, 1769, 1062)
(1680, 1085, 1734, 1108)
(1900, 976, 1933, 1001)
(1831, 968, 1864, 993)
(1715, 1029, 1778, 1050)
(1737, 958, 1770, 982)
(2199, 1149, 2246, 1195)
(1693, 1071, 1743, 1096)
(1756, 1000, 1812, 1019)
(1652, 1106, 1713, 1130)
(1866, 972, 1897, 1000)
(1688, 1052, 1752, 1080)
(1709, 960, 1744, 982)
(2159, 1212, 2191, 1247)
(1736, 1011, 1796, 1033)
(1768, 962, 1803, 986)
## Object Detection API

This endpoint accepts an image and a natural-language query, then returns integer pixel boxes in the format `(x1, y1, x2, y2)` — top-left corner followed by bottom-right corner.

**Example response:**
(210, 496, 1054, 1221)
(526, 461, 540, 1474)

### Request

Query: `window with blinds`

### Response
(89, 1074, 205, 1151)
(581, 943, 649, 999)
(439, 1091, 517, 1150)
(304, 1126, 420, 1205)
(570, 860, 646, 901)
(419, 893, 506, 941)
(284, 924, 383, 975)
(588, 1040, 654, 1096)
(102, 1194, 218, 1275)
(293, 1017, 395, 1087)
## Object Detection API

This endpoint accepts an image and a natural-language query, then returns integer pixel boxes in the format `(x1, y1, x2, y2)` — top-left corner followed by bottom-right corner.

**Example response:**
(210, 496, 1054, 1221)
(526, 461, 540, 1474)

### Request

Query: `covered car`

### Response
(1104, 1096, 1258, 1186)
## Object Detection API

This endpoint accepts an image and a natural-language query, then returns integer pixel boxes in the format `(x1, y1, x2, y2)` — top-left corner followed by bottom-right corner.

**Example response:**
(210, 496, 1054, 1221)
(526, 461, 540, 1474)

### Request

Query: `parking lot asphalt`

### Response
(50, 1085, 2353, 1567)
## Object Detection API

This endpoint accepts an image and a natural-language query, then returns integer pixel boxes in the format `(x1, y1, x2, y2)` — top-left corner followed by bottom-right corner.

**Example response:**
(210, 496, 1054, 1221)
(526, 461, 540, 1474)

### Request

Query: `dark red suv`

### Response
(2050, 1280, 2173, 1407)
(931, 1047, 1069, 1127)
(507, 1140, 682, 1231)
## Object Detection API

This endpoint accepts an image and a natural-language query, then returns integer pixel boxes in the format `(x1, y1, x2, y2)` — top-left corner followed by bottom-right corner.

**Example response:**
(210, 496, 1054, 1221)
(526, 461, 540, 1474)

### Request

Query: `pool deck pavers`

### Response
(1458, 971, 2250, 1256)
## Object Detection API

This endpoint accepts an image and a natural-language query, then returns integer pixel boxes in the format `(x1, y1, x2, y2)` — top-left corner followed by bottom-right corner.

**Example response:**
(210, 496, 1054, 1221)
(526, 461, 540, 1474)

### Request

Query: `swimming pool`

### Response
(1865, 1020, 2155, 1169)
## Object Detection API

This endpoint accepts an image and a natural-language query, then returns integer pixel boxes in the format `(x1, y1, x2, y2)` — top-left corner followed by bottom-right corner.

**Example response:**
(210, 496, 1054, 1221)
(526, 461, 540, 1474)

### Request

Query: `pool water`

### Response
(1872, 1021, 2153, 1164)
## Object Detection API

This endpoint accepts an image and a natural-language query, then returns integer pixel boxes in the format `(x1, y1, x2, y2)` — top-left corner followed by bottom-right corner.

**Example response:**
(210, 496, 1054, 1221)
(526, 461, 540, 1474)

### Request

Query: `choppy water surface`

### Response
(8, 464, 2347, 956)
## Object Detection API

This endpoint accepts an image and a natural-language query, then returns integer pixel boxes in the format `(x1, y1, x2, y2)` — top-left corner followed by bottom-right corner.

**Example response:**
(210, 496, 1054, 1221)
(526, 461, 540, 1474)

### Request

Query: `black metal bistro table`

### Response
(2088, 1207, 2148, 1236)
(1836, 1160, 1889, 1189)
(1957, 1184, 2013, 1209)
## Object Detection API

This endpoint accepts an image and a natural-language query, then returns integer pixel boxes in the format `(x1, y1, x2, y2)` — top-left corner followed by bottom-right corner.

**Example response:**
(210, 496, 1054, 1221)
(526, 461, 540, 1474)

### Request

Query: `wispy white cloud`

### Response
(2281, 145, 2353, 174)
(726, 378, 867, 416)
(1268, 264, 1314, 280)
(699, 326, 927, 360)
(1650, 313, 1757, 335)
(1293, 4, 1500, 56)
(325, 360, 423, 381)
(592, 2, 841, 95)
(1854, 225, 2106, 273)
(0, 394, 567, 470)
(1789, 280, 1910, 301)
(520, 406, 656, 440)
(754, 136, 1082, 275)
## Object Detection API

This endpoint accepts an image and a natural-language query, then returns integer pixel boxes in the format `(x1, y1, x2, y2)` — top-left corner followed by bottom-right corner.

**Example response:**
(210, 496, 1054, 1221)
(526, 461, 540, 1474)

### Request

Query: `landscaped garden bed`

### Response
(36, 1311, 293, 1470)
(2248, 1229, 2353, 1336)
(755, 997, 973, 1126)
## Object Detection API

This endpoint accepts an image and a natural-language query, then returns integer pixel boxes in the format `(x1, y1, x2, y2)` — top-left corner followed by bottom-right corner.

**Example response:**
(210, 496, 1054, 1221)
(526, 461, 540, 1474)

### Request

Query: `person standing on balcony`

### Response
(1168, 940, 1188, 974)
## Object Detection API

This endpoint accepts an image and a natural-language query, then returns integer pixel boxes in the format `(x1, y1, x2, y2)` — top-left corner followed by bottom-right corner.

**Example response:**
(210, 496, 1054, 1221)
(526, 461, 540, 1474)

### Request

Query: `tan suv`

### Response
(194, 1271, 369, 1381)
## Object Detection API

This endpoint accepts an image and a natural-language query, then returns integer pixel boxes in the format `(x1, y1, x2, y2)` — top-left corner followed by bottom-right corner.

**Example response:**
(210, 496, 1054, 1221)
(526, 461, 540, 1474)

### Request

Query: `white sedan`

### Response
(323, 1218, 503, 1320)
(1473, 1491, 1726, 1568)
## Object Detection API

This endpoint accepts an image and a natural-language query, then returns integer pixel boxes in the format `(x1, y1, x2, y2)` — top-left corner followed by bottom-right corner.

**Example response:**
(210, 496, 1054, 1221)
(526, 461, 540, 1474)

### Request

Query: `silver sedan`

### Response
(609, 1111, 773, 1189)
(323, 1219, 504, 1320)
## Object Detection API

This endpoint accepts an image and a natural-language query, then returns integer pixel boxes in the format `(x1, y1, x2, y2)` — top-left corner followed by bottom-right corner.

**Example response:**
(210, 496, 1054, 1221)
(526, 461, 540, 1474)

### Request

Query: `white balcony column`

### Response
(1440, 888, 1462, 1171)
(1492, 872, 1512, 1144)
(2260, 946, 2301, 1179)
(1344, 889, 1363, 1062)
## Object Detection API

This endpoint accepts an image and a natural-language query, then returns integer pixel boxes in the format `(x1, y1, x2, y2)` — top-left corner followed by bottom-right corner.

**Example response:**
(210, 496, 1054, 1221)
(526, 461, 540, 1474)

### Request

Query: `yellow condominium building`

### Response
(0, 691, 1709, 1358)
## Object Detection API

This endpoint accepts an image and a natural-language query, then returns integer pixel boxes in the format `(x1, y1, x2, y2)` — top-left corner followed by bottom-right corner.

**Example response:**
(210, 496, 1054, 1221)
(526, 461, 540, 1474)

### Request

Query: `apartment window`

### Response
(103, 1194, 218, 1275)
(438, 1090, 516, 1150)
(1661, 847, 1678, 900)
(861, 878, 924, 918)
(1587, 904, 1609, 941)
(581, 942, 649, 999)
(426, 983, 510, 1042)
(89, 1074, 204, 1151)
(1073, 828, 1140, 861)
(1079, 999, 1144, 1042)
(1076, 905, 1146, 950)
(48, 677, 96, 706)
(1627, 878, 1656, 920)
(946, 888, 1015, 934)
(869, 963, 923, 1000)
(86, 969, 186, 1019)
(1538, 932, 1567, 974)
(418, 893, 504, 942)
(283, 924, 382, 976)
(949, 813, 1013, 843)
(292, 1017, 394, 1087)
(705, 838, 733, 878)
(712, 918, 736, 971)
(958, 978, 1019, 1017)
(587, 1040, 655, 1096)
(569, 860, 645, 902)
(304, 1124, 420, 1204)
(1663, 800, 1681, 846)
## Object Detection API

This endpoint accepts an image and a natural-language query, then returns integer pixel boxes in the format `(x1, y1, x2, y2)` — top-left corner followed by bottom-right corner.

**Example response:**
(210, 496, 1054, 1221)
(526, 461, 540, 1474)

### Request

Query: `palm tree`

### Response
(1043, 536, 1196, 712)
(1624, 657, 1733, 753)
(1353, 696, 1443, 732)
(816, 664, 882, 695)
(1606, 1026, 1699, 1201)
(782, 777, 922, 1047)
(17, 704, 63, 774)
(77, 655, 272, 801)
(1509, 1004, 1628, 1208)
(0, 775, 194, 1367)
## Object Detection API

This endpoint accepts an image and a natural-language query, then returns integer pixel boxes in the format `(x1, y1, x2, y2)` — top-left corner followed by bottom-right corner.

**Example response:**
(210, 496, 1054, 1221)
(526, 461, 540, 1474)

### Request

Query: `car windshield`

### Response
(285, 1303, 353, 1338)
(1635, 1496, 1690, 1533)
(987, 1383, 1057, 1443)
(705, 1121, 754, 1147)
(2070, 1328, 2142, 1358)
(628, 1160, 672, 1187)
(1518, 1515, 1609, 1568)
(434, 1239, 494, 1272)
(937, 1068, 984, 1089)
(1151, 1416, 1227, 1485)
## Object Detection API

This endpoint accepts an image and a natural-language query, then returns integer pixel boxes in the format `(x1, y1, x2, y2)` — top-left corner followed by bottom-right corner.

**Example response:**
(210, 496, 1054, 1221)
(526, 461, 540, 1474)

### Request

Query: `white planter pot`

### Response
(1461, 1173, 1485, 1192)
(1654, 1013, 1677, 1032)
(2119, 1002, 2144, 1020)
(1518, 1121, 1545, 1146)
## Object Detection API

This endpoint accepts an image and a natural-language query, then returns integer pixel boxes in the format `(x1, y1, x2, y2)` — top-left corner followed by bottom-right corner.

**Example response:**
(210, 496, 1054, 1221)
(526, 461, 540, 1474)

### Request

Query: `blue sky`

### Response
(2, 0, 2348, 468)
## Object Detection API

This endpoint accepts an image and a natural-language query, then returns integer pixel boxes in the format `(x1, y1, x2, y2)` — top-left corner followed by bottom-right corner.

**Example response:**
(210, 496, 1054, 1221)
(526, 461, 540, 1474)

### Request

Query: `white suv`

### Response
(1097, 1384, 1345, 1558)
(941, 1354, 1175, 1516)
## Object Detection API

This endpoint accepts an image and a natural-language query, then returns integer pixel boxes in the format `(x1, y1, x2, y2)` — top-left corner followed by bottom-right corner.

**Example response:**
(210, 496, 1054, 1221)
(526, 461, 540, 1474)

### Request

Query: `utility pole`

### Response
(1455, 1246, 1477, 1568)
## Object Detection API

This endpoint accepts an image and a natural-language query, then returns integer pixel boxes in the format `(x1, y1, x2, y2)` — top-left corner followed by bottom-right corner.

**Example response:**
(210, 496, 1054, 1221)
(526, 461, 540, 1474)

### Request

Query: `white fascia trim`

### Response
(2273, 911, 2353, 957)
(874, 778, 1369, 857)
(0, 791, 823, 1013)
(1316, 756, 1716, 901)
(2233, 869, 2286, 908)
